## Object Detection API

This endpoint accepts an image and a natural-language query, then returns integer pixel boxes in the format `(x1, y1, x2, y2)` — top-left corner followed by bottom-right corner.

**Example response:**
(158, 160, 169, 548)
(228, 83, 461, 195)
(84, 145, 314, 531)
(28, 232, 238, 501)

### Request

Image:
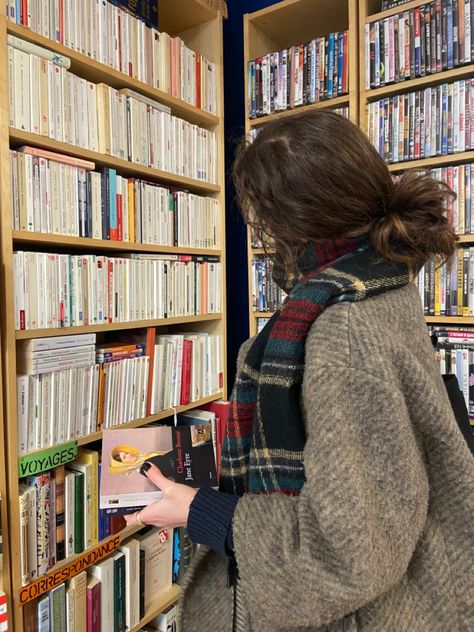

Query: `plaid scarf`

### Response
(220, 238, 414, 497)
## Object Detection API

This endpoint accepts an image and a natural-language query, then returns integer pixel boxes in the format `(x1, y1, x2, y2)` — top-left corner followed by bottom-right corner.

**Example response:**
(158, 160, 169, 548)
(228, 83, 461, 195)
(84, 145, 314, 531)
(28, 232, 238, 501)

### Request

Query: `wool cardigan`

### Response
(179, 283, 474, 632)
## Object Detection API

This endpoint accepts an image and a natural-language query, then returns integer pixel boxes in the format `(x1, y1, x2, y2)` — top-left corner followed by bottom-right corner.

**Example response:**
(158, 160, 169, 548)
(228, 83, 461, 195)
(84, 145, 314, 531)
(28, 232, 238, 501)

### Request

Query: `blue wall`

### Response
(223, 0, 280, 390)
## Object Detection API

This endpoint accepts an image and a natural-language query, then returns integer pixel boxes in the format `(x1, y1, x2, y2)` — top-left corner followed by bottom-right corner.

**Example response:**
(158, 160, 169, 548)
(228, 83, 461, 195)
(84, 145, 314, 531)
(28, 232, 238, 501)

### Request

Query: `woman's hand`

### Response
(124, 462, 198, 529)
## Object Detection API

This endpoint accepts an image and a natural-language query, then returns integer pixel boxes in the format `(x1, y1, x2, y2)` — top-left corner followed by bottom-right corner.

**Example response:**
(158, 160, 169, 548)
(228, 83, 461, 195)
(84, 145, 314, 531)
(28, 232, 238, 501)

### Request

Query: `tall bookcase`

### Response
(359, 0, 474, 326)
(244, 0, 359, 336)
(0, 1, 227, 629)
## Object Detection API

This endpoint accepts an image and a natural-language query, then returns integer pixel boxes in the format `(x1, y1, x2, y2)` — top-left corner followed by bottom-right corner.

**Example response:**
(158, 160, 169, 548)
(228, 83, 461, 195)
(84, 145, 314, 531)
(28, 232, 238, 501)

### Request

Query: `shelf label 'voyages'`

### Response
(18, 441, 78, 478)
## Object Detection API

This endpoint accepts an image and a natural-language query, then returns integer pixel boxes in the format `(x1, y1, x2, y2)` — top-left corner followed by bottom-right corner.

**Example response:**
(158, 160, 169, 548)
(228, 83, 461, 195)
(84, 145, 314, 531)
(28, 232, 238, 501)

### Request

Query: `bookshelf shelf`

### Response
(12, 231, 222, 257)
(457, 235, 474, 244)
(0, 4, 228, 627)
(366, 0, 428, 24)
(364, 64, 474, 101)
(248, 95, 350, 128)
(19, 391, 225, 457)
(6, 22, 219, 128)
(425, 316, 474, 324)
(9, 129, 221, 195)
(387, 152, 474, 172)
(244, 0, 358, 335)
(76, 392, 225, 447)
(15, 313, 223, 340)
(129, 584, 181, 632)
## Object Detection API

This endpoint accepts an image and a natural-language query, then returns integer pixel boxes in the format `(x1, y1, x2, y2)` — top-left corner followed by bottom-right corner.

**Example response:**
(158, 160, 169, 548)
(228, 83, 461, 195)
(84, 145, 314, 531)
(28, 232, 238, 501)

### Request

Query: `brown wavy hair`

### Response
(233, 110, 457, 276)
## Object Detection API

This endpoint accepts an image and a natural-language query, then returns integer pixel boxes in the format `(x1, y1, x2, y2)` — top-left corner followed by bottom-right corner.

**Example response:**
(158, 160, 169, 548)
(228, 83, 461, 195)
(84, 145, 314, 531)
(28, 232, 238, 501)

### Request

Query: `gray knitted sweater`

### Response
(180, 283, 474, 631)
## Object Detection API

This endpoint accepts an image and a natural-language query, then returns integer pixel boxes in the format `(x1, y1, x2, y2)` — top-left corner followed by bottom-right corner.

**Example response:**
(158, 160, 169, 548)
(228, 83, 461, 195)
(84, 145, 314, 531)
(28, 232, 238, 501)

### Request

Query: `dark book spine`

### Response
(431, 3, 437, 73)
(370, 23, 376, 88)
(453, 0, 460, 66)
(114, 555, 126, 632)
(394, 18, 400, 82)
(448, 0, 455, 68)
(429, 260, 436, 316)
(436, 0, 443, 72)
(420, 4, 427, 75)
(442, 0, 449, 70)
(86, 171, 93, 239)
(410, 9, 416, 77)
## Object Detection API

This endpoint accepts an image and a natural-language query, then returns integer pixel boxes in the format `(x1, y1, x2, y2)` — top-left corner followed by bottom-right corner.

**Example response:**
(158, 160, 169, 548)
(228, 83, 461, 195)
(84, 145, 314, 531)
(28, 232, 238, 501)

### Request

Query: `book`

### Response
(86, 577, 101, 632)
(118, 539, 140, 629)
(100, 425, 217, 509)
(88, 557, 115, 630)
(136, 528, 173, 610)
(68, 571, 87, 632)
(49, 583, 66, 632)
(150, 604, 179, 632)
(112, 552, 126, 632)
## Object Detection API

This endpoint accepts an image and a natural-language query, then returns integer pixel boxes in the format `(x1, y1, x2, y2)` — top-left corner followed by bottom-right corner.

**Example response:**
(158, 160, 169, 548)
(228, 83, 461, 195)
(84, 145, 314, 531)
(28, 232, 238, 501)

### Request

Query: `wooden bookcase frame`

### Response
(243, 0, 359, 336)
(0, 1, 227, 629)
(359, 0, 474, 328)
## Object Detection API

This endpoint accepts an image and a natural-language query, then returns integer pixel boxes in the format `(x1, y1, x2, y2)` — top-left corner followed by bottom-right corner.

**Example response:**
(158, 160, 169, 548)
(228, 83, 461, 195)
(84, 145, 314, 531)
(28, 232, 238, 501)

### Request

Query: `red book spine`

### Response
(342, 31, 348, 94)
(108, 260, 114, 323)
(21, 0, 27, 25)
(196, 54, 201, 109)
(180, 339, 192, 405)
(87, 582, 101, 632)
(117, 190, 123, 241)
(58, 0, 64, 44)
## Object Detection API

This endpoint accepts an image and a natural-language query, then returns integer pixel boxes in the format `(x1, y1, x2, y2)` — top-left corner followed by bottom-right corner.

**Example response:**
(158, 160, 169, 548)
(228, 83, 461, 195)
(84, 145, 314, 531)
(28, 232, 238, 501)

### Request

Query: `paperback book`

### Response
(100, 425, 217, 509)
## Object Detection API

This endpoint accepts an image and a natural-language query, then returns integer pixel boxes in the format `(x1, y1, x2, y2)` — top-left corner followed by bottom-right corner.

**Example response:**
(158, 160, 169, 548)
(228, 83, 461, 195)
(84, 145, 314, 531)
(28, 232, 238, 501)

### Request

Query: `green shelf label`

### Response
(18, 441, 78, 478)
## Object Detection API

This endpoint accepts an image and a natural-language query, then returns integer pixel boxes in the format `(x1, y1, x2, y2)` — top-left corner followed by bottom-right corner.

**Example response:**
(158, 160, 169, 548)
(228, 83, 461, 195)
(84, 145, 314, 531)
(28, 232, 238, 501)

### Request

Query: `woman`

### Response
(125, 111, 474, 631)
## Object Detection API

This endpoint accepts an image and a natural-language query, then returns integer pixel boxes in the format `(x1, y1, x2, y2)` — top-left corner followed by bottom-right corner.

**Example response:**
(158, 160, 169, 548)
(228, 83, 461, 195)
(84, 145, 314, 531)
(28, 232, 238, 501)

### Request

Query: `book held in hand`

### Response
(100, 425, 217, 509)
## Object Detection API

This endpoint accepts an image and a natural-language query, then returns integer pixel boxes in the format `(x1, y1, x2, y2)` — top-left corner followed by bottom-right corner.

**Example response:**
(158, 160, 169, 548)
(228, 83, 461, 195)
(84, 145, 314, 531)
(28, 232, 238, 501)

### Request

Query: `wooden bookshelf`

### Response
(12, 230, 222, 256)
(359, 0, 474, 336)
(9, 128, 220, 195)
(0, 2, 227, 629)
(129, 584, 181, 632)
(0, 327, 10, 612)
(15, 313, 222, 340)
(244, 0, 358, 335)
(16, 391, 224, 454)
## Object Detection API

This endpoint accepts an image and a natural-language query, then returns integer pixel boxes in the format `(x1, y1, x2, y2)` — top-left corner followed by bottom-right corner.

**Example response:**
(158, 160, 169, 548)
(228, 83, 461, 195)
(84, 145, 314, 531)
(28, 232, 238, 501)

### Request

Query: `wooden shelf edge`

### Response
(6, 22, 219, 128)
(388, 152, 474, 172)
(18, 392, 225, 457)
(367, 0, 428, 24)
(12, 231, 222, 256)
(364, 64, 474, 101)
(76, 391, 225, 446)
(129, 584, 181, 632)
(425, 316, 474, 324)
(254, 311, 275, 318)
(248, 95, 350, 127)
(15, 313, 223, 339)
(9, 129, 220, 194)
(456, 235, 474, 243)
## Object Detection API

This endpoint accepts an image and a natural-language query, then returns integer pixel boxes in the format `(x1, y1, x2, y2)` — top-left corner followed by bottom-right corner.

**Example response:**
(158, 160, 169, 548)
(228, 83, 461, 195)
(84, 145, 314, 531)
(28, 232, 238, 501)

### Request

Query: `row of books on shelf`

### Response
(21, 524, 180, 632)
(19, 404, 226, 584)
(248, 106, 350, 143)
(7, 0, 218, 114)
(395, 164, 474, 234)
(17, 331, 224, 453)
(367, 79, 474, 164)
(8, 38, 218, 183)
(9, 146, 219, 248)
(365, 0, 474, 89)
(430, 327, 474, 414)
(251, 257, 286, 313)
(13, 251, 222, 330)
(247, 30, 349, 119)
(417, 247, 474, 316)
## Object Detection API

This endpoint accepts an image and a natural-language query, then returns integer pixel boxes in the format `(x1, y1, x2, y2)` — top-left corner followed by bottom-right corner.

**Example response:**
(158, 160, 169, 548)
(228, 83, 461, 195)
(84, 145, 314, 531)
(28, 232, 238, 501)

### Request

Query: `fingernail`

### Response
(139, 462, 152, 476)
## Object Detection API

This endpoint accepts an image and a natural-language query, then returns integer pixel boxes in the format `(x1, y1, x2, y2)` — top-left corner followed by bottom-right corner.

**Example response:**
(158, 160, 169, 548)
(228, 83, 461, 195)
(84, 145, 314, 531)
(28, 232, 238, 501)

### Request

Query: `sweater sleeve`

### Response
(232, 365, 429, 628)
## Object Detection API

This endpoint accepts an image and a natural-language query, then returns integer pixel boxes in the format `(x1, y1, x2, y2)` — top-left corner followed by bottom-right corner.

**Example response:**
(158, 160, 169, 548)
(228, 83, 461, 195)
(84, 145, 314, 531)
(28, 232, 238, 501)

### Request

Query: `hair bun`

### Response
(371, 170, 458, 267)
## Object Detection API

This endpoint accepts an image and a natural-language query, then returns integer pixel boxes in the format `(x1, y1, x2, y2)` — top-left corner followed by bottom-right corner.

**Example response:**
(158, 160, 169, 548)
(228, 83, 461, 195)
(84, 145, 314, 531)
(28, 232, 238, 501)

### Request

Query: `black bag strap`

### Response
(442, 374, 474, 455)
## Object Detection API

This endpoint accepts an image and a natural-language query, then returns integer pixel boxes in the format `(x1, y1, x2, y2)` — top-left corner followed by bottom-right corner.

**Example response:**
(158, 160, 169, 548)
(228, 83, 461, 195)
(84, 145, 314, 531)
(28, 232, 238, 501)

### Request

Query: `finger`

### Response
(141, 462, 174, 491)
(124, 512, 138, 526)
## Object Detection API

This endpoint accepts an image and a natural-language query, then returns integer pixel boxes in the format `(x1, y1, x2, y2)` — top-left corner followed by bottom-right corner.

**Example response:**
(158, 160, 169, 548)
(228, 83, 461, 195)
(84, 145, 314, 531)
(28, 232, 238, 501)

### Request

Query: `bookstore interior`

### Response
(0, 0, 473, 630)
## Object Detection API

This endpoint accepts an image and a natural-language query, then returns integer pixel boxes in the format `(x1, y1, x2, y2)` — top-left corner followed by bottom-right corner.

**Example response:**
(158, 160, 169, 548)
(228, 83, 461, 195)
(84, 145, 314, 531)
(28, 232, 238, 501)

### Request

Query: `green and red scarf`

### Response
(220, 238, 413, 497)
